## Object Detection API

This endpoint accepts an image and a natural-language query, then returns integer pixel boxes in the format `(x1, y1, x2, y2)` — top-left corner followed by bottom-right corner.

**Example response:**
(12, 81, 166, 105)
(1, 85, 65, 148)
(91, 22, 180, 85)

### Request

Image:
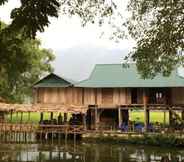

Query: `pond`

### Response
(0, 141, 183, 162)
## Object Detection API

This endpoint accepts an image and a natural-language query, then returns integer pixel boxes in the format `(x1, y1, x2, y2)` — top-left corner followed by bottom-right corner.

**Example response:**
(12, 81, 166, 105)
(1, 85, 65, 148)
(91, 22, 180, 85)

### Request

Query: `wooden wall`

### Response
(84, 88, 95, 105)
(171, 88, 184, 104)
(34, 87, 133, 106)
(35, 87, 83, 105)
(35, 87, 184, 106)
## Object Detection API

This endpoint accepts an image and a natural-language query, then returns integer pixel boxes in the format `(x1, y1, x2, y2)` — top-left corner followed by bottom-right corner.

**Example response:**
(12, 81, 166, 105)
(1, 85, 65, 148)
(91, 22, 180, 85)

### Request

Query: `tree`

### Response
(0, 0, 115, 38)
(0, 22, 55, 102)
(125, 0, 184, 78)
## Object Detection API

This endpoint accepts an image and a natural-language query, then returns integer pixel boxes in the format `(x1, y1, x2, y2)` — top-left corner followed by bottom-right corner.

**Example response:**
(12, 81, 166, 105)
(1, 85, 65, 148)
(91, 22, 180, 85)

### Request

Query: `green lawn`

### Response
(130, 111, 169, 124)
(6, 112, 60, 124)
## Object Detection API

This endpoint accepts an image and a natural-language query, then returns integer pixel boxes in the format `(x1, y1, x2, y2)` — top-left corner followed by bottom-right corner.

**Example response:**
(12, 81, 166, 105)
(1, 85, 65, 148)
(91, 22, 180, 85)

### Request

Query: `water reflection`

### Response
(0, 142, 183, 162)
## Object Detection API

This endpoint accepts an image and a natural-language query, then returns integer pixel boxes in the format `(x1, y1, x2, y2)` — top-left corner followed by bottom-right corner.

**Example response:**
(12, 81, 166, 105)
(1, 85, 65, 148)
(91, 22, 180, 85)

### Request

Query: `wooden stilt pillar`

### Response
(169, 110, 173, 127)
(118, 107, 122, 128)
(83, 114, 87, 130)
(146, 109, 150, 127)
(10, 110, 13, 122)
(64, 113, 67, 124)
(95, 107, 98, 130)
(181, 111, 184, 121)
(50, 112, 53, 120)
(122, 109, 129, 125)
(40, 112, 44, 123)
(163, 111, 166, 127)
(20, 112, 23, 124)
(143, 89, 148, 132)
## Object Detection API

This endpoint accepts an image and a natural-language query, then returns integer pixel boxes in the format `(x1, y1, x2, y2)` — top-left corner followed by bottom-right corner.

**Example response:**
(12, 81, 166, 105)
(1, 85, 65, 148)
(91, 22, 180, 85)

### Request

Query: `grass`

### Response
(6, 112, 61, 124)
(130, 110, 169, 124)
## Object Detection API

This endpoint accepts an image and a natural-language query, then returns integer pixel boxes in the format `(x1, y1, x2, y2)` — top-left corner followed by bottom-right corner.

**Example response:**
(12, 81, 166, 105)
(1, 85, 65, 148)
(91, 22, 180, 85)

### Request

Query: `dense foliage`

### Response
(0, 21, 55, 103)
(125, 0, 184, 78)
(85, 133, 184, 147)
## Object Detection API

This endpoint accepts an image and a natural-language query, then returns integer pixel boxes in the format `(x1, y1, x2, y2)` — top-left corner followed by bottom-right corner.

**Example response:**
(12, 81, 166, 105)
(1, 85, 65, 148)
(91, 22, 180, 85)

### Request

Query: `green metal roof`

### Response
(34, 73, 73, 88)
(75, 64, 184, 88)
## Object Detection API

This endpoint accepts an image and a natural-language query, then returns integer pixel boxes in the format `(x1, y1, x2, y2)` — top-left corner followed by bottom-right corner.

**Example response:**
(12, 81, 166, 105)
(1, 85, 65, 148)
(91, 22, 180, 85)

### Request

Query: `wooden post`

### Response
(83, 114, 87, 130)
(65, 128, 68, 143)
(143, 89, 148, 132)
(169, 110, 173, 127)
(10, 111, 13, 122)
(40, 112, 44, 123)
(163, 110, 166, 127)
(95, 107, 98, 130)
(181, 111, 184, 121)
(118, 107, 122, 128)
(64, 113, 67, 124)
(147, 109, 150, 126)
(20, 112, 23, 124)
(74, 131, 76, 146)
(50, 112, 53, 120)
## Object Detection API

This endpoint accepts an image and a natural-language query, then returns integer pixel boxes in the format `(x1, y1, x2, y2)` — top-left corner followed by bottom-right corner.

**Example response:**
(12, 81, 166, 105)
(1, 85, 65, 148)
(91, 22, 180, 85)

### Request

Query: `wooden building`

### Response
(33, 64, 184, 131)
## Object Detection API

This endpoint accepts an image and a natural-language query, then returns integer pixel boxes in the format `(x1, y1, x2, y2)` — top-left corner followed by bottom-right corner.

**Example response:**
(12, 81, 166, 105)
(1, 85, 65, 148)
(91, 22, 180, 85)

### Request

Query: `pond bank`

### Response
(82, 132, 184, 147)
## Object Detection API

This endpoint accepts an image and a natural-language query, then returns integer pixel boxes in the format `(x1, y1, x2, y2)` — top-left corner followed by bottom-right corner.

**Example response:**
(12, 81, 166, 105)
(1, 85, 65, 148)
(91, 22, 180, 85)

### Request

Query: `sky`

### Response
(0, 0, 135, 81)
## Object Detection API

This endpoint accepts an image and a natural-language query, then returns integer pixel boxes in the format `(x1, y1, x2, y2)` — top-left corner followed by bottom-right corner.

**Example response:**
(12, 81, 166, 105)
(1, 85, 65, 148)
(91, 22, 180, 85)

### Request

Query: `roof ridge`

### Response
(76, 63, 136, 85)
(95, 63, 135, 66)
(33, 73, 73, 88)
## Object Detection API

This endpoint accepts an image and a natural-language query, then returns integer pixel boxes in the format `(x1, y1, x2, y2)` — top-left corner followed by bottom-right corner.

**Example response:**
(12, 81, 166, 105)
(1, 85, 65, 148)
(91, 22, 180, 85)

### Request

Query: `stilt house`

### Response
(33, 64, 184, 130)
